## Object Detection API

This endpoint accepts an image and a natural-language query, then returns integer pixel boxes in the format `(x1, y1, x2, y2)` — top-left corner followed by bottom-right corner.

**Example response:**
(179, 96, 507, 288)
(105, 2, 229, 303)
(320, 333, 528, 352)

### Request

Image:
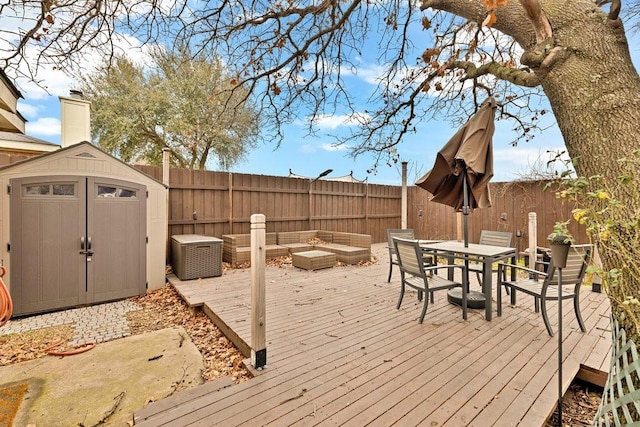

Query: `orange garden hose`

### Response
(1, 266, 95, 355)
(44, 340, 96, 356)
(0, 265, 12, 328)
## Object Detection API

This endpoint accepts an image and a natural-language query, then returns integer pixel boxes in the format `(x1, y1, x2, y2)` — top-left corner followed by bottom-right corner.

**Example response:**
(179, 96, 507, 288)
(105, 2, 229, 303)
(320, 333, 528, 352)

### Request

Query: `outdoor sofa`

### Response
(222, 232, 288, 264)
(222, 230, 371, 265)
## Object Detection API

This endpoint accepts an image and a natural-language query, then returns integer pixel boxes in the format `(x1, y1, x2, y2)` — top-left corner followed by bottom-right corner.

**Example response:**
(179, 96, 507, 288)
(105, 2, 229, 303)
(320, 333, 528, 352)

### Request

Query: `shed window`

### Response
(98, 186, 117, 197)
(117, 188, 136, 198)
(25, 185, 49, 195)
(97, 185, 137, 198)
(53, 184, 75, 196)
(24, 183, 75, 197)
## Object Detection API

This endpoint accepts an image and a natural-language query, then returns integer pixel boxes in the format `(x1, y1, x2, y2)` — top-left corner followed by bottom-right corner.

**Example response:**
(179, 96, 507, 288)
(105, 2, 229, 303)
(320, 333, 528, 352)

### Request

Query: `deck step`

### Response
(133, 376, 235, 425)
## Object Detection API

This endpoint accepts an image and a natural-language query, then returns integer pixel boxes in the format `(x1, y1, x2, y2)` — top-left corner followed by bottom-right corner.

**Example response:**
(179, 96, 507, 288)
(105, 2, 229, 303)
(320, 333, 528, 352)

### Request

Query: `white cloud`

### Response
(16, 69, 78, 100)
(349, 63, 387, 85)
(299, 144, 316, 153)
(1, 9, 155, 101)
(1, 16, 157, 143)
(343, 60, 425, 91)
(320, 143, 347, 152)
(16, 102, 41, 119)
(309, 112, 370, 130)
(312, 115, 346, 130)
(296, 142, 345, 153)
(124, 0, 180, 18)
(25, 117, 61, 137)
(493, 145, 569, 181)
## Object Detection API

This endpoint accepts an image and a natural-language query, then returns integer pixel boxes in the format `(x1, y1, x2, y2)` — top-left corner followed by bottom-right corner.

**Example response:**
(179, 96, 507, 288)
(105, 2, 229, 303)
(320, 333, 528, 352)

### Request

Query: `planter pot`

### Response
(548, 234, 571, 268)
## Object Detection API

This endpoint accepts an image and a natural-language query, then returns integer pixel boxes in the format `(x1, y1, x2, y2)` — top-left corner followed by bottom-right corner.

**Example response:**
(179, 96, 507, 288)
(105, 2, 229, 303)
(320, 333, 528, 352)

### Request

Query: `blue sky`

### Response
(7, 14, 640, 186)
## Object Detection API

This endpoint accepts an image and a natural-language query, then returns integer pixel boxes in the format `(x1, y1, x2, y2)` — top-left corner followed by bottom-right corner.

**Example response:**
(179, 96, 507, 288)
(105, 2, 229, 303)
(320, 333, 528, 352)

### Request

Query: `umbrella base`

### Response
(447, 288, 486, 310)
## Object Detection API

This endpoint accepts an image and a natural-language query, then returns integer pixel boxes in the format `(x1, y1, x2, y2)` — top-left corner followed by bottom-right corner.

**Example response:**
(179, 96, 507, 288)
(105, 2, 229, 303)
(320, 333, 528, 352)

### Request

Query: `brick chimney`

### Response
(59, 89, 91, 147)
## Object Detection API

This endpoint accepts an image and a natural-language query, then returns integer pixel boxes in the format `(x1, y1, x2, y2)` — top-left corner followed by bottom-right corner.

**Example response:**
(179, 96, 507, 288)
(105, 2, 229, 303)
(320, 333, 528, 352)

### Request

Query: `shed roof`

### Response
(0, 140, 166, 188)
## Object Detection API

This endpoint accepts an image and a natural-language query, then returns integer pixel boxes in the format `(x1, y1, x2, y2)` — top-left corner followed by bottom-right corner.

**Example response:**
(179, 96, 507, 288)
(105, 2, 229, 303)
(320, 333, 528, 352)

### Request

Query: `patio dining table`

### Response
(419, 240, 517, 321)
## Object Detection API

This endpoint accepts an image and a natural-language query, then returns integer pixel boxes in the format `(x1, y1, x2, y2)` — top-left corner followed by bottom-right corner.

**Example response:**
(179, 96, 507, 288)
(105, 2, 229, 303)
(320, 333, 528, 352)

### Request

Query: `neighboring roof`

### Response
(0, 69, 27, 133)
(0, 130, 60, 153)
(325, 172, 368, 183)
(288, 169, 367, 183)
(0, 130, 59, 146)
(0, 68, 23, 100)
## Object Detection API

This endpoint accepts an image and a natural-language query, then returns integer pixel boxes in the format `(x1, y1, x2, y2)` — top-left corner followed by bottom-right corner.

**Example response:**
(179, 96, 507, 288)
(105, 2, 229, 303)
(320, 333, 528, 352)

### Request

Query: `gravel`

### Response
(0, 285, 251, 385)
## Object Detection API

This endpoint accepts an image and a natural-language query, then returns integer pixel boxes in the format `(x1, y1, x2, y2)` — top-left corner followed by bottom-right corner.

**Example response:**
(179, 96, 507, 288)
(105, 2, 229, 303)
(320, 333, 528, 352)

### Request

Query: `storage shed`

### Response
(0, 141, 167, 316)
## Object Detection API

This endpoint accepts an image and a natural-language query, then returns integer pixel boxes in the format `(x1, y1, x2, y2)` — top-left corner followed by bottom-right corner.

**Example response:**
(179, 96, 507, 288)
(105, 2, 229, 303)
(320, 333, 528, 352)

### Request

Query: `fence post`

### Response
(250, 213, 267, 369)
(308, 180, 316, 230)
(365, 182, 370, 235)
(528, 212, 537, 269)
(162, 148, 170, 258)
(228, 172, 234, 234)
(401, 161, 407, 229)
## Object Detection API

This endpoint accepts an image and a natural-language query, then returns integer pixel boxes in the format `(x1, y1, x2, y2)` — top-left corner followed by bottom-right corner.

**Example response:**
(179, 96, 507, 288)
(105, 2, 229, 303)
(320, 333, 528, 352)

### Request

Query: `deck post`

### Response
(528, 212, 537, 269)
(401, 161, 407, 229)
(250, 213, 267, 369)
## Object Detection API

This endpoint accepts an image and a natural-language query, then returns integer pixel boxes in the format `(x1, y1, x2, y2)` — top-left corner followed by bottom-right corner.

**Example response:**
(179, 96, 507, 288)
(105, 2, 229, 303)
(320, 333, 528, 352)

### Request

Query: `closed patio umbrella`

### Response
(415, 97, 498, 310)
(416, 96, 496, 220)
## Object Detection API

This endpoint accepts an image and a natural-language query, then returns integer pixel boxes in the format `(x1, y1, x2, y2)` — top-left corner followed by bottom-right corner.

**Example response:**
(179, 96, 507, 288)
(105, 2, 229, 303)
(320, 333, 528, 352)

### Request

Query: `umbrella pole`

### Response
(462, 171, 469, 320)
(463, 171, 469, 249)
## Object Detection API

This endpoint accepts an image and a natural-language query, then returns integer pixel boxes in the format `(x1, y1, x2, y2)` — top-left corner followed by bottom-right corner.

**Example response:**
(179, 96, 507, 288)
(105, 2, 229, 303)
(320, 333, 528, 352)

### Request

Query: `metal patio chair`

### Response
(387, 229, 416, 282)
(387, 229, 436, 282)
(393, 237, 464, 323)
(467, 230, 513, 290)
(497, 244, 592, 336)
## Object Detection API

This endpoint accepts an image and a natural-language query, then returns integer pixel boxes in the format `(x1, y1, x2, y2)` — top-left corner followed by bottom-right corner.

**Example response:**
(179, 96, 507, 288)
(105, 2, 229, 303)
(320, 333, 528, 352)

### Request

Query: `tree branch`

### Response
(518, 0, 553, 42)
(447, 60, 540, 87)
(421, 0, 537, 48)
(609, 0, 621, 20)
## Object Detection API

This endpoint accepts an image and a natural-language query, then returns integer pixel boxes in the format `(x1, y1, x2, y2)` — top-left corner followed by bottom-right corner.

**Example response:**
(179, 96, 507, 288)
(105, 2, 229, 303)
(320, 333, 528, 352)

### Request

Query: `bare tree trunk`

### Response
(426, 0, 640, 345)
(523, 2, 640, 344)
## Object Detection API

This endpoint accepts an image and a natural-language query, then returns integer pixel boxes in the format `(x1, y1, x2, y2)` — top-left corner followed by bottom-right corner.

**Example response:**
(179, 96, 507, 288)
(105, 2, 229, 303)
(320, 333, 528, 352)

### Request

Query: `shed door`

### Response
(10, 176, 146, 315)
(87, 177, 146, 303)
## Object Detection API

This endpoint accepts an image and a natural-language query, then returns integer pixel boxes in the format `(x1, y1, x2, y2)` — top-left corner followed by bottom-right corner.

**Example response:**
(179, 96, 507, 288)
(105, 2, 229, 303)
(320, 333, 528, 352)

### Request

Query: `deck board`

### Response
(135, 243, 612, 426)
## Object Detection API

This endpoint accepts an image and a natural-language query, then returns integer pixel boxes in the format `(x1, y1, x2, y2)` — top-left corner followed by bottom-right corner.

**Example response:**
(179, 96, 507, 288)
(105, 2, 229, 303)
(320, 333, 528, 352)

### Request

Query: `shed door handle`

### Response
(80, 236, 94, 255)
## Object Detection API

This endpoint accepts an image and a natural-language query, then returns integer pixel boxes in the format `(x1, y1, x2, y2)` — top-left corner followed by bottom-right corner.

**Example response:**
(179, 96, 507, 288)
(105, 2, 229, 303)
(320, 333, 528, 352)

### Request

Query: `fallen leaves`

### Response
(545, 380, 603, 426)
(0, 325, 74, 366)
(126, 285, 252, 384)
(1, 286, 251, 385)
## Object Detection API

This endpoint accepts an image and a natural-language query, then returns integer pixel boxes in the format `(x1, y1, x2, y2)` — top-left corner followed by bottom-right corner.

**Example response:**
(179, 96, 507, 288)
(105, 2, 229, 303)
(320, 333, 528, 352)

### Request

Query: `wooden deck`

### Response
(134, 243, 612, 426)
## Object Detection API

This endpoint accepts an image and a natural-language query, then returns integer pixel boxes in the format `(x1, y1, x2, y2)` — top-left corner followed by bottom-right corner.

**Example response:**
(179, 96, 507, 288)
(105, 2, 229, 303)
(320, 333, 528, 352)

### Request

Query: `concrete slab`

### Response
(0, 326, 205, 426)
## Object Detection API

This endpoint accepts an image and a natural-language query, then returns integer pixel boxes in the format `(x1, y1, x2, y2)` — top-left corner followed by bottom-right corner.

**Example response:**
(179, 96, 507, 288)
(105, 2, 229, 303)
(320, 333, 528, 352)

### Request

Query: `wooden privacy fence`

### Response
(135, 166, 401, 244)
(0, 152, 31, 166)
(136, 165, 587, 248)
(409, 178, 588, 252)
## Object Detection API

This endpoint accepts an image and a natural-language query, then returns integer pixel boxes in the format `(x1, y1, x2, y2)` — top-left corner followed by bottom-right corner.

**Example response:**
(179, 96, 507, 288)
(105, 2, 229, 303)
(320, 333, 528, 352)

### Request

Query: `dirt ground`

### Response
(1, 278, 602, 425)
(544, 380, 603, 426)
(126, 284, 252, 384)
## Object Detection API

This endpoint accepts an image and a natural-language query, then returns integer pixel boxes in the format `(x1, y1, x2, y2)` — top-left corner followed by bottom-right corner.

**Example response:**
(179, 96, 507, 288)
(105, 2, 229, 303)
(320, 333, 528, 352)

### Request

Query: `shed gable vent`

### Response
(75, 152, 97, 159)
